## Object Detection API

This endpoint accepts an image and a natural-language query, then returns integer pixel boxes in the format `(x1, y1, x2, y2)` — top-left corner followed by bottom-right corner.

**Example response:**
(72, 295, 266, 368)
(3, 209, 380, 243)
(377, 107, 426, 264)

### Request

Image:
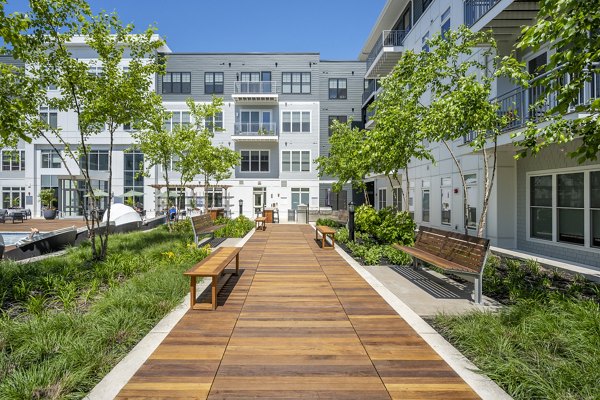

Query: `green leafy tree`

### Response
(416, 27, 525, 236)
(316, 119, 372, 204)
(0, 0, 165, 259)
(516, 0, 600, 162)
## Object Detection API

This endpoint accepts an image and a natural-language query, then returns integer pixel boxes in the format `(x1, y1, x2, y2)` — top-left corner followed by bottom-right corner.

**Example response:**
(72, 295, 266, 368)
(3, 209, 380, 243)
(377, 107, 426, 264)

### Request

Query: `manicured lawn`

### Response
(0, 224, 210, 398)
(433, 256, 600, 400)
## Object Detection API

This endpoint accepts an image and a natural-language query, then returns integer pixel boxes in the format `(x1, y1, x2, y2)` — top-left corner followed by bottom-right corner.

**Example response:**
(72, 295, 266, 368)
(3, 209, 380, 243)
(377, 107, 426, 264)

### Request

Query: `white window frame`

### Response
(392, 186, 402, 211)
(441, 177, 452, 226)
(39, 106, 58, 129)
(281, 111, 311, 133)
(164, 110, 191, 132)
(465, 173, 478, 229)
(422, 180, 431, 223)
(240, 150, 270, 173)
(281, 150, 311, 173)
(41, 149, 62, 169)
(378, 188, 387, 210)
(1, 150, 25, 171)
(526, 166, 600, 253)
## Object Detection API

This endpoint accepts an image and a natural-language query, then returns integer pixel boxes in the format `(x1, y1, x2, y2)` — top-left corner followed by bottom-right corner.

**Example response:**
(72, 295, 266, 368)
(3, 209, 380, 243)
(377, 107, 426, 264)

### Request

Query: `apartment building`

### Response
(0, 44, 364, 220)
(359, 0, 600, 268)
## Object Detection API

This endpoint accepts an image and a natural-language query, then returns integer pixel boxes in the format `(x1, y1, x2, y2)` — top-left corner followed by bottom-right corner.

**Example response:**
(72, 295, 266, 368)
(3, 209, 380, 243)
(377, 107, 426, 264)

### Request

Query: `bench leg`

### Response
(235, 253, 239, 276)
(190, 276, 196, 308)
(331, 235, 335, 249)
(211, 276, 218, 310)
(474, 273, 483, 304)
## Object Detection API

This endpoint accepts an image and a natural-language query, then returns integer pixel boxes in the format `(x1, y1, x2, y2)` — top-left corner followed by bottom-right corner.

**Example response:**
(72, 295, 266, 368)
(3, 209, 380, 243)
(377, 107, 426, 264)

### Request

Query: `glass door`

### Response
(253, 187, 266, 216)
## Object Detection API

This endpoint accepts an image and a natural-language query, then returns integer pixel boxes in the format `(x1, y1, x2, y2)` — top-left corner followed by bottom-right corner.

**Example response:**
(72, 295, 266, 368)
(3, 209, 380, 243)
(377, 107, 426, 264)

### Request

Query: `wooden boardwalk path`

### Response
(117, 225, 479, 399)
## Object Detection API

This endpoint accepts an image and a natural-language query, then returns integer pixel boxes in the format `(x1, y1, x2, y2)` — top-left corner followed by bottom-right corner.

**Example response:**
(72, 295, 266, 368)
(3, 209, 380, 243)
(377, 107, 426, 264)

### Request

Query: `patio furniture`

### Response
(255, 217, 266, 231)
(393, 226, 490, 304)
(316, 225, 336, 249)
(191, 214, 225, 246)
(184, 247, 241, 310)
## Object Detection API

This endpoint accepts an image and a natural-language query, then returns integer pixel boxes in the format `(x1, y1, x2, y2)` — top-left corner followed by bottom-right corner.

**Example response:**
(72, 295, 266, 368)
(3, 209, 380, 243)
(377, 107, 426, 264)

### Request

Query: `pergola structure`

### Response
(149, 184, 233, 214)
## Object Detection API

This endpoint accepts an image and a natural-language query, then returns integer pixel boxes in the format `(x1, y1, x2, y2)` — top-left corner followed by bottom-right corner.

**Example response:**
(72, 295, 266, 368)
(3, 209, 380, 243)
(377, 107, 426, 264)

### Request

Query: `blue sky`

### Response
(6, 0, 387, 59)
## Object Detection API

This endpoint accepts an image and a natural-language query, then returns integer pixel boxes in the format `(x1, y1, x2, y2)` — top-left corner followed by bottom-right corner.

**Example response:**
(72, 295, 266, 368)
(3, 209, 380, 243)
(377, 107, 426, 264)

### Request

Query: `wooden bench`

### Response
(191, 214, 225, 246)
(184, 246, 241, 310)
(255, 216, 266, 231)
(394, 226, 490, 304)
(316, 225, 336, 249)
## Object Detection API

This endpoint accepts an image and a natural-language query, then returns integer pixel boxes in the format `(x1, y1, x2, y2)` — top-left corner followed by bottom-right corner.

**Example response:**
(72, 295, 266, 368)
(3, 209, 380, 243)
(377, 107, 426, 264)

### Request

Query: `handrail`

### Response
(362, 80, 379, 104)
(366, 30, 407, 72)
(234, 122, 278, 136)
(233, 81, 279, 95)
(464, 0, 501, 27)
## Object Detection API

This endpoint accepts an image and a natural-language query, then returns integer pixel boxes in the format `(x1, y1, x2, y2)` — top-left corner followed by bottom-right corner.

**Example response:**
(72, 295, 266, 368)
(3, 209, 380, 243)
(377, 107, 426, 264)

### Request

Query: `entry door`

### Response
(241, 111, 260, 133)
(241, 72, 260, 93)
(253, 187, 266, 215)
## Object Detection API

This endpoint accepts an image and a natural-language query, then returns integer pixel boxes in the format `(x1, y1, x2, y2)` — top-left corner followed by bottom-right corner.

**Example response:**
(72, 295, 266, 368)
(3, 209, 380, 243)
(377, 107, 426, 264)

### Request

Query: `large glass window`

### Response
(164, 111, 191, 132)
(530, 175, 553, 240)
(2, 150, 25, 171)
(282, 72, 311, 94)
(557, 172, 584, 245)
(39, 106, 58, 129)
(241, 150, 269, 172)
(2, 187, 25, 208)
(80, 150, 109, 171)
(41, 149, 61, 168)
(123, 151, 144, 208)
(282, 151, 310, 172)
(282, 111, 310, 133)
(205, 72, 223, 94)
(378, 188, 387, 210)
(328, 78, 347, 99)
(441, 177, 452, 225)
(592, 171, 600, 248)
(163, 72, 191, 94)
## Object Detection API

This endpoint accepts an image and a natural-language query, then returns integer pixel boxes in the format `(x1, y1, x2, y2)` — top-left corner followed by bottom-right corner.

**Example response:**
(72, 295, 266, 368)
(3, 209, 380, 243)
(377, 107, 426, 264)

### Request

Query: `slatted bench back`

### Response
(415, 226, 489, 274)
(192, 214, 213, 234)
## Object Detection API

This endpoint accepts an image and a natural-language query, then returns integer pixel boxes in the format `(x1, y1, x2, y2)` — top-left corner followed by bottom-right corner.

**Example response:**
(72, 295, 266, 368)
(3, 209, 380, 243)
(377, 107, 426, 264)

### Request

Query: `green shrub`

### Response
(382, 245, 413, 266)
(375, 208, 416, 245)
(214, 216, 254, 238)
(354, 205, 380, 234)
(316, 218, 343, 228)
(336, 227, 350, 244)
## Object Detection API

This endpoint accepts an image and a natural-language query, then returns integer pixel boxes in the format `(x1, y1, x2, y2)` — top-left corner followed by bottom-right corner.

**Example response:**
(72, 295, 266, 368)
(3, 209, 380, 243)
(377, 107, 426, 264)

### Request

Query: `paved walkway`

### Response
(117, 225, 479, 399)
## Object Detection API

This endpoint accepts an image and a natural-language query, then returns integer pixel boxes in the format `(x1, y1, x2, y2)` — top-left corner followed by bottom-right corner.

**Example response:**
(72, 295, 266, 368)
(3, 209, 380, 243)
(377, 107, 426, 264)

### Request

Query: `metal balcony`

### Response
(365, 30, 406, 79)
(232, 122, 279, 142)
(232, 81, 279, 105)
(362, 80, 380, 107)
(465, 0, 539, 40)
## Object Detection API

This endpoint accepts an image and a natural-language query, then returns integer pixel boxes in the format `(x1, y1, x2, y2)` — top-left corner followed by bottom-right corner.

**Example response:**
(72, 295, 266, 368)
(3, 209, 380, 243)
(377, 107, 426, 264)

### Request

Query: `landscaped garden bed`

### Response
(0, 217, 253, 398)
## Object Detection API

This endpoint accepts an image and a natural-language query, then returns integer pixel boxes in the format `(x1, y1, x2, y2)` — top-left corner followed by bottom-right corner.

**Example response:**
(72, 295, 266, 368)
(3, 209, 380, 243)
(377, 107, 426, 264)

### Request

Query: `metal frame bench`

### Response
(315, 225, 336, 249)
(184, 247, 241, 310)
(394, 226, 490, 303)
(191, 214, 225, 246)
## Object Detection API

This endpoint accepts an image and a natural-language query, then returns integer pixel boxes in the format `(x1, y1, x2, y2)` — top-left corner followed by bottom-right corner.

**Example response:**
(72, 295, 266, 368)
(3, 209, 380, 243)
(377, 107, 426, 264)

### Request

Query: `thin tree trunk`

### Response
(477, 135, 498, 238)
(100, 127, 115, 259)
(442, 140, 468, 235)
(163, 163, 172, 231)
(404, 167, 410, 213)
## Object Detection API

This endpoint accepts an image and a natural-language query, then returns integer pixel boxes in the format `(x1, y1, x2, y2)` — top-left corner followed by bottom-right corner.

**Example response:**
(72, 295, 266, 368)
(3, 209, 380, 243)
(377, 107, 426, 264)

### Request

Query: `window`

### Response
(205, 72, 224, 94)
(206, 188, 223, 208)
(282, 111, 310, 133)
(88, 66, 103, 76)
(530, 175, 553, 240)
(329, 78, 347, 99)
(123, 122, 133, 131)
(328, 115, 348, 136)
(592, 171, 600, 248)
(422, 180, 430, 222)
(240, 111, 271, 134)
(2, 187, 25, 208)
(400, 4, 411, 31)
(124, 151, 144, 208)
(465, 174, 477, 229)
(378, 188, 387, 210)
(557, 173, 584, 245)
(39, 106, 58, 129)
(206, 112, 223, 132)
(291, 188, 310, 209)
(162, 72, 191, 94)
(441, 7, 451, 40)
(409, 181, 415, 219)
(80, 150, 109, 171)
(41, 149, 61, 169)
(164, 111, 191, 131)
(441, 177, 452, 225)
(241, 150, 269, 172)
(282, 72, 311, 94)
(392, 187, 402, 211)
(2, 150, 25, 171)
(282, 150, 310, 172)
(422, 32, 430, 53)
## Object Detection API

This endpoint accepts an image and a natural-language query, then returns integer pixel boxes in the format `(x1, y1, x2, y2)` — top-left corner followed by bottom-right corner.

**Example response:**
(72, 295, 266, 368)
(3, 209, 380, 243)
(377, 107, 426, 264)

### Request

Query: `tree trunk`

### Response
(477, 135, 498, 238)
(163, 162, 172, 232)
(404, 167, 410, 213)
(99, 127, 115, 259)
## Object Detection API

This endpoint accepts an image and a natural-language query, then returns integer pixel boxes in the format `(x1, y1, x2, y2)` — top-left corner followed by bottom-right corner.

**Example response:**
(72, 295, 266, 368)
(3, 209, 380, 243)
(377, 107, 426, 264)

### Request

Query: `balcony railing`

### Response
(234, 122, 278, 136)
(366, 30, 407, 72)
(233, 81, 278, 95)
(464, 64, 600, 143)
(362, 80, 380, 105)
(464, 0, 501, 27)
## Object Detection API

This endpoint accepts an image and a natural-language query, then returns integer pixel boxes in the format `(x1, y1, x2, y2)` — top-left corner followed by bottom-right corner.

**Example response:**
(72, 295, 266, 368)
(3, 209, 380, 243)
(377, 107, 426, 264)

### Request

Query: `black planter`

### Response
(43, 209, 57, 220)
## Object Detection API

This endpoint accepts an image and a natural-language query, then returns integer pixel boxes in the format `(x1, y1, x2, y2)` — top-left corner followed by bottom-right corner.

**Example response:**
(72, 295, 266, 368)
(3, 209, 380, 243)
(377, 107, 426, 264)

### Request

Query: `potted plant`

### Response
(39, 189, 57, 220)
